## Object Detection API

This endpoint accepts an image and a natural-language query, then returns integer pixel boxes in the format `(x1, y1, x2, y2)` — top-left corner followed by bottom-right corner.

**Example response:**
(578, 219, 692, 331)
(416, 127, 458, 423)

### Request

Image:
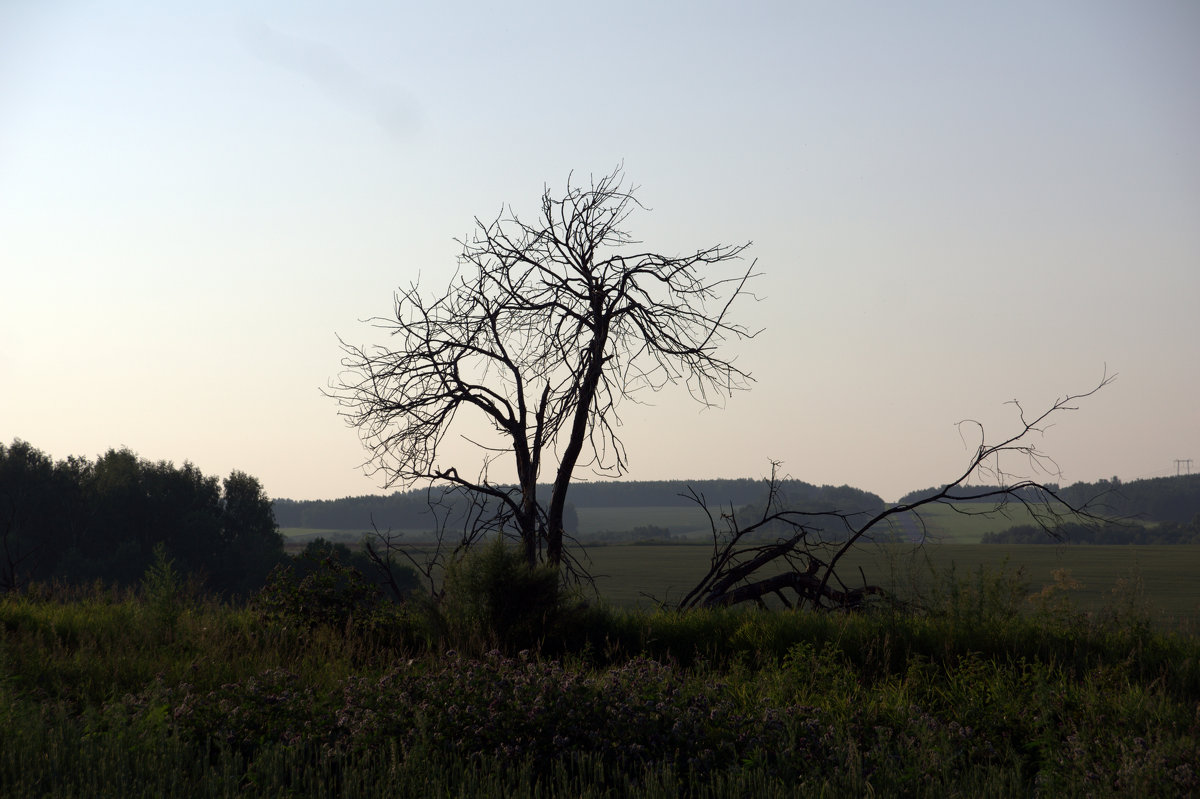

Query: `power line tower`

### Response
(1175, 458, 1193, 476)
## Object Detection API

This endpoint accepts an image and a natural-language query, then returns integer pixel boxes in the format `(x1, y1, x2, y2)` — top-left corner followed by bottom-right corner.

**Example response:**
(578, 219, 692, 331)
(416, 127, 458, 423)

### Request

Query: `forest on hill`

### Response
(898, 474, 1200, 526)
(982, 518, 1200, 545)
(271, 479, 886, 533)
(275, 474, 1200, 535)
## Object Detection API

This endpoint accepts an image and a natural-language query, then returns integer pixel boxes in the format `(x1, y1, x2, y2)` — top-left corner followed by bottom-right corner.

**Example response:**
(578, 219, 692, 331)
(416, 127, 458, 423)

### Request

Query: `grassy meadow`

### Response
(36, 506, 1183, 795)
(574, 501, 1068, 544)
(283, 501, 1200, 627)
(575, 505, 713, 538)
(585, 543, 1200, 628)
(3, 566, 1200, 798)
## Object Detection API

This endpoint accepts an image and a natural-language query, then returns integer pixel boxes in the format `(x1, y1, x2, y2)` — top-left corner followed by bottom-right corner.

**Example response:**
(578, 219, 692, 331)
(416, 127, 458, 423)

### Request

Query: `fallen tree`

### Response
(676, 374, 1115, 611)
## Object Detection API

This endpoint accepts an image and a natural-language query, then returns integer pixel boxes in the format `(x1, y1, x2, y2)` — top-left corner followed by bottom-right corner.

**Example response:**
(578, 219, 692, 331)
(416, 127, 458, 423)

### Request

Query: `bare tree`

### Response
(677, 374, 1115, 611)
(330, 167, 757, 571)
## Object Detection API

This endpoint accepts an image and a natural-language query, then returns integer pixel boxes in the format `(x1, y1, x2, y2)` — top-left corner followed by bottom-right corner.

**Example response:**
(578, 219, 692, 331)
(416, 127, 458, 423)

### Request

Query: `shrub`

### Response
(255, 555, 388, 634)
(140, 543, 185, 638)
(296, 538, 419, 601)
(440, 538, 563, 652)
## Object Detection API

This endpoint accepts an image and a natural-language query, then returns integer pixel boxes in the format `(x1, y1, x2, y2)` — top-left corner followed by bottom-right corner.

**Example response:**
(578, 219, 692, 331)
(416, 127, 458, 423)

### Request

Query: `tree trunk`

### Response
(545, 322, 609, 566)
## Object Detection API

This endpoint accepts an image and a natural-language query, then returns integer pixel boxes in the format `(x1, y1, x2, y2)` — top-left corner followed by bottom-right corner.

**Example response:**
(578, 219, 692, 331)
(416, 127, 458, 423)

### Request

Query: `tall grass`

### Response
(2, 563, 1199, 798)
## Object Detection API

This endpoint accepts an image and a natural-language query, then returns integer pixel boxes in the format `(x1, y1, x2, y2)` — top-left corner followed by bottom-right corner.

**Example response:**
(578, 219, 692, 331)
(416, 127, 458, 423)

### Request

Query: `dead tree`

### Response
(678, 375, 1115, 611)
(329, 167, 758, 574)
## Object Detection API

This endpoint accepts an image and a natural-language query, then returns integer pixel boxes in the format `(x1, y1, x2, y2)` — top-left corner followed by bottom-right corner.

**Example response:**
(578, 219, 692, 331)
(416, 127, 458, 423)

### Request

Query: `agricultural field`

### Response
(576, 499, 1071, 543)
(283, 500, 1200, 628)
(882, 502, 1070, 543)
(574, 505, 714, 538)
(584, 543, 1200, 629)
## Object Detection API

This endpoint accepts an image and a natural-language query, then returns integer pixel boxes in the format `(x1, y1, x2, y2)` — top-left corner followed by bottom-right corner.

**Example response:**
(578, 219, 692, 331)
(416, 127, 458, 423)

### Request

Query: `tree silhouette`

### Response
(330, 168, 757, 570)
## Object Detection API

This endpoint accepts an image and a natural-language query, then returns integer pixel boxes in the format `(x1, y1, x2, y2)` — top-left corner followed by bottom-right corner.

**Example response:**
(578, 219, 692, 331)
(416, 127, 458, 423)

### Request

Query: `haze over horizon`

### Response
(3, 2, 1197, 505)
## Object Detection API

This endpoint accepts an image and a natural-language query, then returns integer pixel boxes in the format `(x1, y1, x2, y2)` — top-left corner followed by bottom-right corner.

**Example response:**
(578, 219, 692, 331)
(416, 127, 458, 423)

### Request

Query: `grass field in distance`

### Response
(573, 501, 1061, 543)
(280, 500, 1199, 628)
(584, 543, 1200, 629)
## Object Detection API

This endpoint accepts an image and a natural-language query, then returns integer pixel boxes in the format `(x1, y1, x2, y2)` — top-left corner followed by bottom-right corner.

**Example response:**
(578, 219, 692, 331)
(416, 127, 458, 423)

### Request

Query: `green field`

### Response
(574, 500, 1068, 543)
(574, 505, 713, 537)
(281, 526, 372, 540)
(883, 502, 1069, 543)
(282, 512, 1200, 627)
(583, 543, 1200, 628)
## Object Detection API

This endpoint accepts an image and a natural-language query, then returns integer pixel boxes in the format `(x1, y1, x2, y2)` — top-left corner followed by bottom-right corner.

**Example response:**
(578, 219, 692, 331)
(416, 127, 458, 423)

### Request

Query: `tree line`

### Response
(271, 479, 886, 535)
(983, 518, 1200, 545)
(900, 474, 1200, 526)
(0, 439, 284, 595)
(1058, 474, 1200, 525)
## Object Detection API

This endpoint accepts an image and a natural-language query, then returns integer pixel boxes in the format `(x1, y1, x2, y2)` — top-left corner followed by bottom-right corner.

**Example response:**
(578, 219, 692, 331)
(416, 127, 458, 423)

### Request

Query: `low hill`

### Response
(898, 474, 1200, 526)
(273, 479, 886, 535)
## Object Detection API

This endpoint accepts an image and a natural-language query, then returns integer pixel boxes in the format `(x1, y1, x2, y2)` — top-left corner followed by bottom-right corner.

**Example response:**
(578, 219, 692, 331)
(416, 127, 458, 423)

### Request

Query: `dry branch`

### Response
(677, 373, 1115, 611)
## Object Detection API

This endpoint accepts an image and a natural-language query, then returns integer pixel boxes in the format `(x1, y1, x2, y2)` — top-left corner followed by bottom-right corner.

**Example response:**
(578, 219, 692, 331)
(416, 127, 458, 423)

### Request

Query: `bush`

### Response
(255, 555, 388, 634)
(440, 538, 564, 652)
(295, 538, 420, 602)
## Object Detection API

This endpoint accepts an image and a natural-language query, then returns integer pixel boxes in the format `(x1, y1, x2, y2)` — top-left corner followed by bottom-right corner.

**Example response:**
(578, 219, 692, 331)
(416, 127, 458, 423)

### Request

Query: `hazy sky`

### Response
(3, 1, 1197, 503)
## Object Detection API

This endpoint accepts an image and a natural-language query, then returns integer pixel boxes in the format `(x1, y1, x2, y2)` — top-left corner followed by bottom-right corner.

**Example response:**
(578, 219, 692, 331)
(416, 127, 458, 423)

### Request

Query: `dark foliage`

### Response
(983, 517, 1200, 545)
(440, 538, 566, 652)
(903, 474, 1200, 526)
(253, 539, 423, 646)
(0, 439, 284, 595)
(896, 483, 1062, 505)
(1057, 474, 1200, 525)
(256, 557, 382, 633)
(293, 538, 419, 598)
(273, 490, 437, 531)
(160, 653, 794, 780)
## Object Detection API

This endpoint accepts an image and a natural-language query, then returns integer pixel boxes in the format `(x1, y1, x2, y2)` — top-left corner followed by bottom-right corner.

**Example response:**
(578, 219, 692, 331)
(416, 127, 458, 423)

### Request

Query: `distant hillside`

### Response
(273, 479, 886, 533)
(983, 519, 1200, 545)
(897, 474, 1200, 525)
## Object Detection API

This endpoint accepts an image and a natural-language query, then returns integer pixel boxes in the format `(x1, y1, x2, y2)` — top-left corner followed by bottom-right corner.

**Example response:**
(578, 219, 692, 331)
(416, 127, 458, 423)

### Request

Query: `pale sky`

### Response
(2, 1, 1197, 503)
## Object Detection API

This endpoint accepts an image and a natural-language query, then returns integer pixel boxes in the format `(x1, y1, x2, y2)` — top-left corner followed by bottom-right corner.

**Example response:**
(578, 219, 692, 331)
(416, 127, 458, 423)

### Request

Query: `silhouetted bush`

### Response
(256, 557, 382, 631)
(440, 538, 564, 652)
